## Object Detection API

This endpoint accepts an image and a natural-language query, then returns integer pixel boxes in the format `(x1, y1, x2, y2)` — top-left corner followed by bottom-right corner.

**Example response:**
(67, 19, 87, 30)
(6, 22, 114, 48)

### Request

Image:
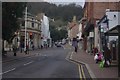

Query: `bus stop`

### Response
(105, 25, 120, 77)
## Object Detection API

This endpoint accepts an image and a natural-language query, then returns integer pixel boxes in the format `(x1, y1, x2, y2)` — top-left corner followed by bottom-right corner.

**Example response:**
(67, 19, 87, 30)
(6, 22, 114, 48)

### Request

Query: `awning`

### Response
(105, 25, 120, 36)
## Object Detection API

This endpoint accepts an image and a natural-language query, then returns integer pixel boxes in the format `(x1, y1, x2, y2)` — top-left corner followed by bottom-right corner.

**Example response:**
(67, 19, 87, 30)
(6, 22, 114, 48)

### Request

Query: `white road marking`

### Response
(1, 68, 16, 75)
(70, 52, 73, 59)
(23, 61, 34, 66)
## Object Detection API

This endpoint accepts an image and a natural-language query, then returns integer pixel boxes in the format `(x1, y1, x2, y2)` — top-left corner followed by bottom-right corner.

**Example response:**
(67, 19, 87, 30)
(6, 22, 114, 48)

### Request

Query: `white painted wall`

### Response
(106, 11, 120, 42)
(41, 15, 51, 46)
(78, 23, 82, 39)
(106, 12, 120, 30)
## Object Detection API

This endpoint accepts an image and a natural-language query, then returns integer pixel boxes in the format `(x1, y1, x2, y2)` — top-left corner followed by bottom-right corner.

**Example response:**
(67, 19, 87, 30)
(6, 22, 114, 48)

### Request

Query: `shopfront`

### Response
(105, 25, 120, 77)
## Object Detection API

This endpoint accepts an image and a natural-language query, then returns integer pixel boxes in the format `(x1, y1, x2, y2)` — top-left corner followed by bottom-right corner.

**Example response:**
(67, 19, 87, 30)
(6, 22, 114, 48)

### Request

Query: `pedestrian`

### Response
(12, 44, 17, 56)
(93, 47, 98, 56)
(72, 37, 78, 53)
(32, 44, 34, 50)
(25, 44, 29, 54)
(94, 52, 103, 63)
(103, 45, 112, 67)
(20, 42, 24, 53)
(41, 45, 43, 49)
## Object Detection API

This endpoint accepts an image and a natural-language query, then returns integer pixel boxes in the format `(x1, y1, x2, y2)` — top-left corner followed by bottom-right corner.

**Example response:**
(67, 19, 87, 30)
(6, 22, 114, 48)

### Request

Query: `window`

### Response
(32, 22, 34, 27)
(32, 18, 34, 27)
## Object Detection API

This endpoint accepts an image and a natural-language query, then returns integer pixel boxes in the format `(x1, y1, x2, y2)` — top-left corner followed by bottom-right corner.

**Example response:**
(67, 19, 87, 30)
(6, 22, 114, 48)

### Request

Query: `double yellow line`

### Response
(65, 52, 86, 80)
(78, 64, 86, 80)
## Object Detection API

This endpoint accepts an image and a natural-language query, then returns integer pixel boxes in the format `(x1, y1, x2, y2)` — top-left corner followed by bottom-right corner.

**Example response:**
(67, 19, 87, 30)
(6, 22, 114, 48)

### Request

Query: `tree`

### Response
(2, 2, 26, 54)
(2, 2, 26, 42)
(27, 2, 83, 22)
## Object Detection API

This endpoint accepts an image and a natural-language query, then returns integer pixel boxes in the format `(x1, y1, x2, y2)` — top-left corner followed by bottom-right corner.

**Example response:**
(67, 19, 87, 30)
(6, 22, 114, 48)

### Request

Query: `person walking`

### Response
(25, 44, 29, 54)
(72, 37, 78, 53)
(12, 44, 17, 56)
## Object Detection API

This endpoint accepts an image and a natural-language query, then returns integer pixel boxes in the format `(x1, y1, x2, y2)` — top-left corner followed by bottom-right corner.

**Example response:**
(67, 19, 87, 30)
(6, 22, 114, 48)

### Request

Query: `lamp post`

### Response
(24, 7, 27, 51)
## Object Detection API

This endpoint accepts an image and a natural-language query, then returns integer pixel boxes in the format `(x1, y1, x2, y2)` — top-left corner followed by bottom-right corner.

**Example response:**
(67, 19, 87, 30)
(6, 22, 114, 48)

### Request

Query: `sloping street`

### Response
(2, 47, 80, 78)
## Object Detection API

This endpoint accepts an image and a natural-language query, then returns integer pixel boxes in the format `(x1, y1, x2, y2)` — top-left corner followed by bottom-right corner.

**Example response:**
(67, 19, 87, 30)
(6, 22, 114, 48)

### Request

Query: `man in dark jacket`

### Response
(103, 45, 112, 67)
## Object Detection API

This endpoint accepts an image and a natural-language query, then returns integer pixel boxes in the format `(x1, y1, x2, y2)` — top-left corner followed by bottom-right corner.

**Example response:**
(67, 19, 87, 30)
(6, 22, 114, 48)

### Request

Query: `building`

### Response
(103, 11, 120, 77)
(40, 13, 51, 48)
(12, 12, 41, 50)
(97, 11, 120, 70)
(81, 2, 120, 53)
(67, 16, 79, 43)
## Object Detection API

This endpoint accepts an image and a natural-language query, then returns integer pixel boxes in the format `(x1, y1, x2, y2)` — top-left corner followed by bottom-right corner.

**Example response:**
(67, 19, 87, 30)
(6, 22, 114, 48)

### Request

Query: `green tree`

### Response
(2, 2, 26, 54)
(27, 2, 83, 22)
(2, 2, 26, 42)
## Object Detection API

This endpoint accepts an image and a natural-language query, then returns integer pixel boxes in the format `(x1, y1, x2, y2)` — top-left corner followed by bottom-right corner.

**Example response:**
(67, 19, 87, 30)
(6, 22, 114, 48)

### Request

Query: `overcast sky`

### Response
(44, 0, 85, 7)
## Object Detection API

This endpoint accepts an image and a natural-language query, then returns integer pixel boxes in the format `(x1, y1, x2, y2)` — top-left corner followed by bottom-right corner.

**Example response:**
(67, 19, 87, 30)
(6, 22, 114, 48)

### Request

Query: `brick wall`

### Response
(83, 2, 119, 21)
(93, 2, 119, 19)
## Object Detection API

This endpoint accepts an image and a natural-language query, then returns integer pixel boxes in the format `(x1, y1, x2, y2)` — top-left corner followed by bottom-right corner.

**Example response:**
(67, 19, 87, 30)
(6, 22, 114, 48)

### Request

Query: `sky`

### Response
(44, 0, 85, 7)
(1, 0, 85, 8)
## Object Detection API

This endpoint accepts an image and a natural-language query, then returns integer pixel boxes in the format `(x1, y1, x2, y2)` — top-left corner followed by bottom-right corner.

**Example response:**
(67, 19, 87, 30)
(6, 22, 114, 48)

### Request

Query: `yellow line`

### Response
(65, 58, 83, 80)
(78, 64, 83, 80)
(65, 51, 87, 80)
(81, 65, 86, 80)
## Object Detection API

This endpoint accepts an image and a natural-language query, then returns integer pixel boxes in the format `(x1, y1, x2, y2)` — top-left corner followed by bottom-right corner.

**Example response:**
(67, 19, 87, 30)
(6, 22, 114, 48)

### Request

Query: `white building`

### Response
(106, 11, 120, 41)
(41, 14, 51, 47)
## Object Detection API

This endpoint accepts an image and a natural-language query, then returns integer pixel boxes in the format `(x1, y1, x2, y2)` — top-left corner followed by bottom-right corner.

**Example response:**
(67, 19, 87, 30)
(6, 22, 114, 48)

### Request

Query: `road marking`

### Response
(1, 68, 16, 75)
(66, 58, 84, 79)
(78, 64, 82, 80)
(80, 65, 86, 80)
(70, 52, 74, 59)
(23, 61, 34, 66)
(66, 51, 87, 80)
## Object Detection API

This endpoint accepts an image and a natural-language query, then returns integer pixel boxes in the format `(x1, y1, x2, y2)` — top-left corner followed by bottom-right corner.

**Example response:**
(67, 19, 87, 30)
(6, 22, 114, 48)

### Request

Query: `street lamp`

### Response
(24, 7, 27, 51)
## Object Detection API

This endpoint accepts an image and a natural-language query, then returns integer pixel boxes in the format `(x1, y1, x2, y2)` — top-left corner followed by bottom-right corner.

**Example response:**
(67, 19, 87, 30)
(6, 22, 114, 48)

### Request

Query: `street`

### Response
(2, 47, 80, 78)
(2, 2, 119, 79)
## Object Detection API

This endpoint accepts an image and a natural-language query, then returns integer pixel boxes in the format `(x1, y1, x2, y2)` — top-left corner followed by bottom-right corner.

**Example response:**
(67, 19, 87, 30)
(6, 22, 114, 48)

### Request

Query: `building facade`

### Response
(14, 13, 41, 50)
(81, 1, 120, 53)
(40, 14, 51, 48)
(67, 16, 79, 42)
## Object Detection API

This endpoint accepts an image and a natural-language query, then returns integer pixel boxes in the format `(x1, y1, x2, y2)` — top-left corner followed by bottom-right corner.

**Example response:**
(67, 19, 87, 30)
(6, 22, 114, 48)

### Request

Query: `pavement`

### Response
(1, 49, 44, 63)
(65, 43, 118, 79)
